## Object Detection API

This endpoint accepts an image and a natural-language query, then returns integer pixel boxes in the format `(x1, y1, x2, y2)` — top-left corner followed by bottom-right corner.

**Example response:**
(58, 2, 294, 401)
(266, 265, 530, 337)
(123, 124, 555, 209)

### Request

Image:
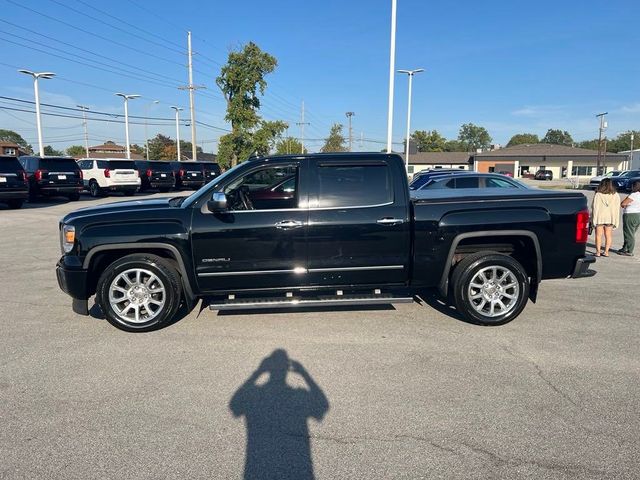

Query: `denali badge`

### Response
(202, 258, 231, 263)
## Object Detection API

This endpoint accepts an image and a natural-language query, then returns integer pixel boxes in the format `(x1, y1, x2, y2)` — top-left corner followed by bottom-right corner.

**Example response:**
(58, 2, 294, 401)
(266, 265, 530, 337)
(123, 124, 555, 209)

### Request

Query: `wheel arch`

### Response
(439, 230, 542, 297)
(83, 243, 195, 304)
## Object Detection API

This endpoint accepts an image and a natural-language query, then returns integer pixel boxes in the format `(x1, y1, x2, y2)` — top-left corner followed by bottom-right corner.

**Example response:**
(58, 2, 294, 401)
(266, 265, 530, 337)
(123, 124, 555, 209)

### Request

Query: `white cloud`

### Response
(511, 105, 566, 117)
(620, 103, 640, 113)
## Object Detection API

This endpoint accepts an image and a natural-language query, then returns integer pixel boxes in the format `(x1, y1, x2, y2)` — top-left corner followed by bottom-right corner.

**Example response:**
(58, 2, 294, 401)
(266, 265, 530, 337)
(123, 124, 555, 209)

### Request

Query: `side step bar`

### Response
(209, 294, 415, 311)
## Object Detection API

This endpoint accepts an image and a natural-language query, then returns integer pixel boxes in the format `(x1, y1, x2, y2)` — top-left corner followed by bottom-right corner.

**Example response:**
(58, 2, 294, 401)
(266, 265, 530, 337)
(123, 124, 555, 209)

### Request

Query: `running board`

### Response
(209, 294, 415, 311)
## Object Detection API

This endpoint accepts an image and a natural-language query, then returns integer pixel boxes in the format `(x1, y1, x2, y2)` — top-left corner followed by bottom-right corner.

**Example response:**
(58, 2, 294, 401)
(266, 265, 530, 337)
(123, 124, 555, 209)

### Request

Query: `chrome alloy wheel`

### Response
(108, 268, 166, 324)
(467, 265, 520, 318)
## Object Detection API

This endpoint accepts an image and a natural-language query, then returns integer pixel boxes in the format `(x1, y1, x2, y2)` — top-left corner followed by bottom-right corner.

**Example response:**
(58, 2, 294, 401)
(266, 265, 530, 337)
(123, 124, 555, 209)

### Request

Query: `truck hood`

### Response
(61, 197, 176, 224)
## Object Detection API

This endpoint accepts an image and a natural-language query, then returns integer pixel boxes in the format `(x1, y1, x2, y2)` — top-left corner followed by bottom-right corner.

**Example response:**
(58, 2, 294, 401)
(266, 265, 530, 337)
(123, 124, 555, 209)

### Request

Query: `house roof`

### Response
(402, 151, 472, 165)
(0, 141, 20, 148)
(78, 151, 144, 160)
(474, 143, 626, 158)
(89, 142, 126, 152)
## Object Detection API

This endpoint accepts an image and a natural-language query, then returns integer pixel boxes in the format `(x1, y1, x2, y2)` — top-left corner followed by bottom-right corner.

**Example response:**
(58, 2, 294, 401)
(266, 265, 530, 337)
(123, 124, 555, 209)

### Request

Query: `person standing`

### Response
(591, 178, 621, 257)
(618, 181, 640, 256)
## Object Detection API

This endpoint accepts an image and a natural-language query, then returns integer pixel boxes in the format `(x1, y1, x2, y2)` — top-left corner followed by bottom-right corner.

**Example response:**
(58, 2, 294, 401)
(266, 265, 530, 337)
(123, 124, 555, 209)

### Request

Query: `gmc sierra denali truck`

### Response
(56, 153, 595, 332)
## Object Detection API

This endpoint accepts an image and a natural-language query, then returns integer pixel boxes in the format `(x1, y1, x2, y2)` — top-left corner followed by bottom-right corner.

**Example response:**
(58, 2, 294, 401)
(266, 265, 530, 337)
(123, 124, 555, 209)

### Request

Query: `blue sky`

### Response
(1, 0, 639, 153)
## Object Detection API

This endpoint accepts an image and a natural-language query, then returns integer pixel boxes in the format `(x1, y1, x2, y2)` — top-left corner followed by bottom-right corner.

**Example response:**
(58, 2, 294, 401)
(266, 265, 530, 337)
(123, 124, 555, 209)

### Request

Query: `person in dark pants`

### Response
(619, 181, 640, 256)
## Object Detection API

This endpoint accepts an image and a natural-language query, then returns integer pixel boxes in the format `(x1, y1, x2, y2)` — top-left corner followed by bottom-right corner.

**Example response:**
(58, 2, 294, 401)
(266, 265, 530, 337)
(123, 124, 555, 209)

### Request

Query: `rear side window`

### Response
(0, 157, 22, 173)
(317, 164, 392, 208)
(409, 175, 431, 190)
(454, 177, 479, 188)
(485, 177, 518, 188)
(41, 158, 79, 171)
(97, 160, 109, 169)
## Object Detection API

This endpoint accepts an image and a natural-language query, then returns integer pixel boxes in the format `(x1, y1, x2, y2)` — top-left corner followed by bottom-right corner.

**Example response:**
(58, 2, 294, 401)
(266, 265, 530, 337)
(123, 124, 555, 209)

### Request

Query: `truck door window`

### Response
(317, 164, 392, 208)
(224, 165, 299, 211)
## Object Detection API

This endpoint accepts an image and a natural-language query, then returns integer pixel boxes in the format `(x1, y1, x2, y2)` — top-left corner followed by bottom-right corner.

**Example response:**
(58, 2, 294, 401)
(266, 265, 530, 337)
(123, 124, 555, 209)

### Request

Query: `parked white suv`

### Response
(77, 158, 140, 197)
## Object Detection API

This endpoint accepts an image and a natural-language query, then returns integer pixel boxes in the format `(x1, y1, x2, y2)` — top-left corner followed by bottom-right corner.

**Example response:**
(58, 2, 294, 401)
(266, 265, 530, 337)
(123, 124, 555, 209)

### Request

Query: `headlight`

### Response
(62, 224, 75, 253)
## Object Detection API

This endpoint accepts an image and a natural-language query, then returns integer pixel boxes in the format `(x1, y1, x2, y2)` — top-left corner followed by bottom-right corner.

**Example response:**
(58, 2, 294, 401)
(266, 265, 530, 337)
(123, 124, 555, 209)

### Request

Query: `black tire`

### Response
(89, 180, 102, 198)
(96, 254, 182, 332)
(450, 251, 529, 326)
(7, 199, 24, 209)
(68, 192, 81, 201)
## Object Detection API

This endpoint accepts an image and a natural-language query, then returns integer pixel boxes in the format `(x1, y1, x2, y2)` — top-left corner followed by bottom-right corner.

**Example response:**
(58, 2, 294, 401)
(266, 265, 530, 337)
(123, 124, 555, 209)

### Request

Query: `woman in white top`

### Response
(618, 181, 640, 256)
(591, 178, 621, 257)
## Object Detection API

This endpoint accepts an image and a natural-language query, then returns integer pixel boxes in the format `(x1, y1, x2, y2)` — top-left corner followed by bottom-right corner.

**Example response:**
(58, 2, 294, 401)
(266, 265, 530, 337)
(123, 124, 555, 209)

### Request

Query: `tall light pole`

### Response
(18, 70, 56, 157)
(386, 0, 398, 153)
(629, 132, 635, 170)
(171, 106, 183, 161)
(398, 69, 424, 172)
(345, 112, 355, 151)
(115, 93, 140, 160)
(77, 104, 90, 157)
(144, 100, 159, 160)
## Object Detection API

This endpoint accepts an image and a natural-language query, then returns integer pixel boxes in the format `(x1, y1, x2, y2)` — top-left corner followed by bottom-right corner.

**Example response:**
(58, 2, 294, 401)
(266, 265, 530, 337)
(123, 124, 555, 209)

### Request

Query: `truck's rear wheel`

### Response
(450, 252, 529, 326)
(96, 254, 182, 332)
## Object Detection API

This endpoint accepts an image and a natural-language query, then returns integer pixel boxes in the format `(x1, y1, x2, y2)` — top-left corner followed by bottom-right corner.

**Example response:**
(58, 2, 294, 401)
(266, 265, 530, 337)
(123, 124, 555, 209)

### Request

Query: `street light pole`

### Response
(144, 100, 159, 161)
(77, 105, 90, 157)
(386, 0, 398, 153)
(345, 112, 355, 151)
(630, 132, 635, 170)
(171, 106, 184, 161)
(18, 70, 56, 156)
(398, 69, 424, 172)
(115, 93, 140, 160)
(596, 112, 608, 175)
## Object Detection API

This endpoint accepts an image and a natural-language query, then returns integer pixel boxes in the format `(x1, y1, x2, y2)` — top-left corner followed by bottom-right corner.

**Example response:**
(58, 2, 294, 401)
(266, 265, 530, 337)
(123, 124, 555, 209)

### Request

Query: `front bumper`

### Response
(0, 189, 28, 200)
(56, 256, 89, 298)
(571, 255, 596, 278)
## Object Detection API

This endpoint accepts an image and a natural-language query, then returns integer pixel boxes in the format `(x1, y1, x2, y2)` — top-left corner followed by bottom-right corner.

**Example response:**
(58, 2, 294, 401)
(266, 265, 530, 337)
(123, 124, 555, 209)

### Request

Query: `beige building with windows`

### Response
(472, 144, 626, 180)
(402, 152, 472, 176)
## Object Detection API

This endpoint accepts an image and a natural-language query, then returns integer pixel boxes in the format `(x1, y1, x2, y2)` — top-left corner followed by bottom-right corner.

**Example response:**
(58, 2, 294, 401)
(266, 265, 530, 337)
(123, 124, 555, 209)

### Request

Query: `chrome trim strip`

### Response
(198, 268, 304, 277)
(308, 265, 404, 273)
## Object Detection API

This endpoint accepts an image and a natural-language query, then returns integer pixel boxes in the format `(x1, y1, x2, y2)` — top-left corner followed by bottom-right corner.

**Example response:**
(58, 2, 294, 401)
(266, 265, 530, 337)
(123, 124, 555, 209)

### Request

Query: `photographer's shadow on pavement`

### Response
(229, 349, 329, 480)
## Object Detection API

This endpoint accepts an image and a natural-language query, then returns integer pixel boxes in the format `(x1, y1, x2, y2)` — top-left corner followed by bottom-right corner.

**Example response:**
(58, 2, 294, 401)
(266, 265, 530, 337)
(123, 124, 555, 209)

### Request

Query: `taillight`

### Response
(576, 210, 589, 243)
(179, 169, 185, 177)
(136, 170, 140, 177)
(35, 169, 47, 181)
(146, 169, 152, 177)
(104, 168, 110, 178)
(78, 170, 83, 180)
(20, 171, 27, 182)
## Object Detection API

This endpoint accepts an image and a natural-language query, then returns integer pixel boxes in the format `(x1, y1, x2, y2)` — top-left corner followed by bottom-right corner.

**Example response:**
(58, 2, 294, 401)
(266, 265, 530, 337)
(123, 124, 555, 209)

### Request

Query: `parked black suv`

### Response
(203, 162, 222, 184)
(0, 155, 29, 209)
(19, 156, 83, 201)
(134, 160, 176, 192)
(170, 161, 205, 189)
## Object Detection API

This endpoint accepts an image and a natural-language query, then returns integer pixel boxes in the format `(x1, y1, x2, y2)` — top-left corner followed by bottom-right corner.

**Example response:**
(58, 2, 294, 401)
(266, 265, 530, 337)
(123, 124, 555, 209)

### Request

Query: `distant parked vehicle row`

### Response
(612, 170, 640, 192)
(534, 170, 553, 181)
(418, 173, 527, 190)
(409, 168, 471, 190)
(588, 170, 624, 189)
(20, 155, 84, 201)
(78, 159, 139, 197)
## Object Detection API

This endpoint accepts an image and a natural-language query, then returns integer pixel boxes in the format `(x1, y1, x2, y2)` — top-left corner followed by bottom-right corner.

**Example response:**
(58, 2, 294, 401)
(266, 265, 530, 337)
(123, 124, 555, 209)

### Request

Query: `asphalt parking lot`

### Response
(1, 191, 638, 479)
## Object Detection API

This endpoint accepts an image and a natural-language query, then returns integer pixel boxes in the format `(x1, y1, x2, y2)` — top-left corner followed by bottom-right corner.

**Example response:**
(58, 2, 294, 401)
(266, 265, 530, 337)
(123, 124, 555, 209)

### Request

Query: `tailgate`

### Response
(112, 169, 138, 183)
(0, 173, 25, 190)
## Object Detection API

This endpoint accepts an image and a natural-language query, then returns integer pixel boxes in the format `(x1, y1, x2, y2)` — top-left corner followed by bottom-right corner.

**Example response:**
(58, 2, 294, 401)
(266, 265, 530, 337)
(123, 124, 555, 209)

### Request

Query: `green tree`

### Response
(320, 123, 348, 153)
(576, 139, 600, 151)
(66, 145, 86, 157)
(443, 139, 466, 152)
(216, 42, 278, 167)
(606, 131, 640, 153)
(0, 129, 32, 153)
(252, 120, 288, 156)
(458, 123, 492, 151)
(44, 145, 63, 156)
(410, 130, 446, 152)
(147, 134, 174, 160)
(506, 133, 540, 147)
(275, 136, 306, 155)
(541, 129, 573, 146)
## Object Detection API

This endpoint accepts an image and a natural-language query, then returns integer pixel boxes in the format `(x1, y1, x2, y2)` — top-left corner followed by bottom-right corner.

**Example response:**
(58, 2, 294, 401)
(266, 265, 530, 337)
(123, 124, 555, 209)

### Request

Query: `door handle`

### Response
(376, 217, 405, 225)
(275, 220, 304, 230)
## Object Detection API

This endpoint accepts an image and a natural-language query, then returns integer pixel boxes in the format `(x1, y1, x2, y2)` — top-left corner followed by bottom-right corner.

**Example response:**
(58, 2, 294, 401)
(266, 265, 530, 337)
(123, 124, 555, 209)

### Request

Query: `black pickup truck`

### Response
(56, 153, 595, 332)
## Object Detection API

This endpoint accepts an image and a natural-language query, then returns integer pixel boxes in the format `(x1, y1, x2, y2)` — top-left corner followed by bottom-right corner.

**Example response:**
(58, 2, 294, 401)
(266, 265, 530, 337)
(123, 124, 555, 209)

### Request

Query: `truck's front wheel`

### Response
(450, 252, 529, 326)
(96, 254, 182, 332)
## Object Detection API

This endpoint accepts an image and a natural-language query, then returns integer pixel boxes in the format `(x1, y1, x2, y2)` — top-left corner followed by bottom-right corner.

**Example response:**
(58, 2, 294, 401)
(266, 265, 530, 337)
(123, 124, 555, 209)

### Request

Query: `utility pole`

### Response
(179, 32, 205, 160)
(346, 112, 355, 151)
(296, 101, 310, 154)
(360, 131, 364, 150)
(596, 112, 608, 176)
(629, 132, 635, 170)
(398, 69, 425, 172)
(386, 0, 397, 153)
(77, 105, 90, 157)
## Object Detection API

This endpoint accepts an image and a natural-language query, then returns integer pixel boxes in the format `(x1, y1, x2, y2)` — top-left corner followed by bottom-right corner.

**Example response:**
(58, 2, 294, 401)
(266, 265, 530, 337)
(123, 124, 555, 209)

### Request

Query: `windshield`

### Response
(41, 158, 79, 171)
(181, 161, 247, 208)
(0, 157, 23, 173)
(149, 161, 173, 171)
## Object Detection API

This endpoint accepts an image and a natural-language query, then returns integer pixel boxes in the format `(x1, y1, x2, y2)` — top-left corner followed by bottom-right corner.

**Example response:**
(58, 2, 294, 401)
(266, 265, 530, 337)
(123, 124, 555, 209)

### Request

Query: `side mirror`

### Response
(207, 192, 228, 213)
